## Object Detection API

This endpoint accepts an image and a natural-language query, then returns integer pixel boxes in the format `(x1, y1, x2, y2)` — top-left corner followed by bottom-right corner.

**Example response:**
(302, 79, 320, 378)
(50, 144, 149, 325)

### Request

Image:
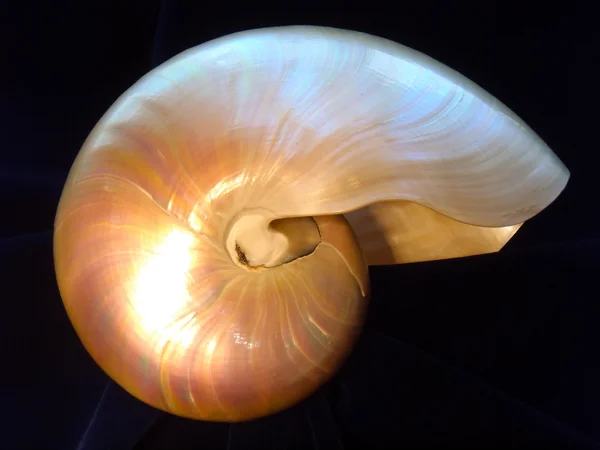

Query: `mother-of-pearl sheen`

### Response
(53, 26, 569, 422)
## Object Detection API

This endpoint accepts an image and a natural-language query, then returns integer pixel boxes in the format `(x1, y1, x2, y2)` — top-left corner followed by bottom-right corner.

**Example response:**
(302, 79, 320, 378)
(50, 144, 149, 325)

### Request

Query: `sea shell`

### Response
(53, 26, 569, 421)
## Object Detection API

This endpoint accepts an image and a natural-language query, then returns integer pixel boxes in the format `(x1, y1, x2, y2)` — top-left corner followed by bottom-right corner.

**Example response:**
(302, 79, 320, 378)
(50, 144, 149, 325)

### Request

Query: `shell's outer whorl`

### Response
(53, 26, 569, 421)
(345, 202, 523, 265)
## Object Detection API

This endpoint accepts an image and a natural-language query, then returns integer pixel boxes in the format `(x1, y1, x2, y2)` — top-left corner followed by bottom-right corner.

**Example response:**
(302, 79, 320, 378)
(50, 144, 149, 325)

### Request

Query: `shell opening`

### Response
(226, 211, 322, 269)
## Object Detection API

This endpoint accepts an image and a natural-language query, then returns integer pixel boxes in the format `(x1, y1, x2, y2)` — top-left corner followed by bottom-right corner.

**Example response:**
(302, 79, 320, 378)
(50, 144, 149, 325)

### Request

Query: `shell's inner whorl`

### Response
(226, 212, 321, 269)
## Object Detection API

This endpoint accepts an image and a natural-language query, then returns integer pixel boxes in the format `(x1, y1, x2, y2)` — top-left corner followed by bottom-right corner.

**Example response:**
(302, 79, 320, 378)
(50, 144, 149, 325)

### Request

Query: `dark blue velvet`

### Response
(2, 1, 599, 448)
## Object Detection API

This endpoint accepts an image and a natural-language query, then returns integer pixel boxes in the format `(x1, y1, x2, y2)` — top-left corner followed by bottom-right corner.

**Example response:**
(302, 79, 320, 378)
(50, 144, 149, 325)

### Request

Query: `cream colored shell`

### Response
(53, 26, 569, 422)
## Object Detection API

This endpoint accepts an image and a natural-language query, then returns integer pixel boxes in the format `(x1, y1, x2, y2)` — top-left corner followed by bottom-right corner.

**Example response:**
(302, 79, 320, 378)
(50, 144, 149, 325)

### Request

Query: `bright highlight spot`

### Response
(132, 229, 197, 342)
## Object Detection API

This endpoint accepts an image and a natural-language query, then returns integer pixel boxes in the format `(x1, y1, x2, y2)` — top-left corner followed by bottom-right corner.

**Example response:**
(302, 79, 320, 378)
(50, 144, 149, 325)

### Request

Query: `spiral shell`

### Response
(54, 26, 568, 421)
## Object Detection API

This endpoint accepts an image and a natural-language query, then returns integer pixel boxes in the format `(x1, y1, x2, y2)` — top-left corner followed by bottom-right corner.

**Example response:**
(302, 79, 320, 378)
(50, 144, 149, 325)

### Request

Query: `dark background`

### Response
(1, 1, 598, 449)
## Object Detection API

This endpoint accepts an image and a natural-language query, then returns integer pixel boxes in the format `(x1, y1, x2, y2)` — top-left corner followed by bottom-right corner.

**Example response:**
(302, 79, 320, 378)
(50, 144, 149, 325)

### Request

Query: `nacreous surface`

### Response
(54, 26, 568, 421)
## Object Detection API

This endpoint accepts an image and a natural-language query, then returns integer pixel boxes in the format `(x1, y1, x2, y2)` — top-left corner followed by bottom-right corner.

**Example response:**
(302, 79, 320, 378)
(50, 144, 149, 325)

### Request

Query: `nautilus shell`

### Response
(54, 26, 569, 422)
